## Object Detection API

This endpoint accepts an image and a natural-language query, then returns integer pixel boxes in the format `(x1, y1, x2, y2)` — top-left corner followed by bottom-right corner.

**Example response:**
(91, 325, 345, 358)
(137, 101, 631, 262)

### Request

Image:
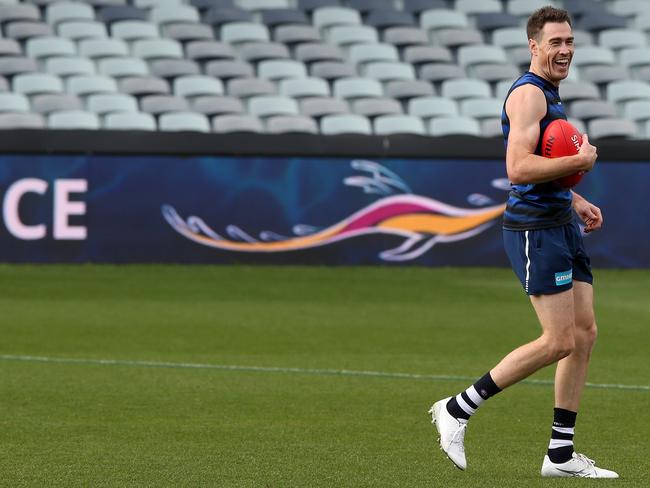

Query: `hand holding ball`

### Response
(541, 119, 586, 188)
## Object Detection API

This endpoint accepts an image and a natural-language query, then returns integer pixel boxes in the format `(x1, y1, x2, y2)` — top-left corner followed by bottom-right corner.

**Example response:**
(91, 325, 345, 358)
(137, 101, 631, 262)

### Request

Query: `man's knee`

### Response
(576, 320, 598, 351)
(542, 333, 575, 362)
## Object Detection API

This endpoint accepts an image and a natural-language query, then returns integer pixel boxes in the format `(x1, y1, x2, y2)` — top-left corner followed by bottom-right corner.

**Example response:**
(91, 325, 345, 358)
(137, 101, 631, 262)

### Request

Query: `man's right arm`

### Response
(504, 84, 597, 185)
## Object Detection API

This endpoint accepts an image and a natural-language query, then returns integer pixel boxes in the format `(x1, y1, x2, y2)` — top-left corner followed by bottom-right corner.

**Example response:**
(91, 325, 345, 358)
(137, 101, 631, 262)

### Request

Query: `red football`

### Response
(541, 119, 585, 188)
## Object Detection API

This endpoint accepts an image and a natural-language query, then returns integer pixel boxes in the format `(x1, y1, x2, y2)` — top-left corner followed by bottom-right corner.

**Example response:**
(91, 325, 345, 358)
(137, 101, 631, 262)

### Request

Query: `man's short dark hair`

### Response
(526, 6, 572, 40)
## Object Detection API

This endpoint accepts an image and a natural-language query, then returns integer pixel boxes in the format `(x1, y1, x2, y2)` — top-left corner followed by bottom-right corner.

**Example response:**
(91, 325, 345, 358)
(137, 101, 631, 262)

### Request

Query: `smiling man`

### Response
(428, 6, 619, 478)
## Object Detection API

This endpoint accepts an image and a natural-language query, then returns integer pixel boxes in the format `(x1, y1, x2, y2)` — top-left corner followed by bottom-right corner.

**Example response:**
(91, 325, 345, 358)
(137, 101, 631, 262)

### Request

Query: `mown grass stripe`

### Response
(1, 354, 648, 392)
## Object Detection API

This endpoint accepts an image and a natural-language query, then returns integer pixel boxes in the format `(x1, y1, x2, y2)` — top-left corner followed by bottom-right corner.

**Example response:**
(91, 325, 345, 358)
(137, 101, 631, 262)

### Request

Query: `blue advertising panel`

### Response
(0, 154, 647, 267)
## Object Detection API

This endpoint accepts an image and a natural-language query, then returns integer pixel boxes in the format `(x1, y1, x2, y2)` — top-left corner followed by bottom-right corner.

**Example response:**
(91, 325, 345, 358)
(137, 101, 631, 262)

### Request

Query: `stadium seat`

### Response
(559, 80, 601, 102)
(294, 43, 344, 64)
(203, 7, 253, 27)
(403, 46, 453, 66)
(310, 61, 357, 80)
(578, 12, 628, 32)
(226, 77, 275, 98)
(382, 27, 429, 48)
(352, 97, 402, 117)
(333, 77, 383, 99)
(506, 0, 548, 18)
(212, 113, 264, 132)
(588, 117, 637, 138)
(455, 0, 503, 16)
(57, 21, 108, 41)
(312, 7, 361, 31)
(619, 47, 650, 72)
(205, 60, 255, 80)
(257, 60, 307, 80)
(610, 0, 650, 18)
(296, 0, 341, 13)
(580, 65, 629, 85)
(46, 2, 95, 26)
(279, 77, 329, 98)
(79, 38, 129, 59)
(418, 64, 466, 84)
(150, 5, 200, 26)
(240, 42, 290, 63)
(220, 22, 270, 45)
(48, 58, 92, 80)
(403, 0, 447, 15)
(0, 4, 40, 24)
(67, 75, 118, 97)
(570, 100, 618, 121)
(363, 62, 416, 82)
(299, 96, 349, 117)
(97, 5, 148, 24)
(12, 73, 63, 95)
(111, 21, 159, 41)
(320, 113, 371, 134)
(0, 57, 38, 77)
(599, 28, 646, 51)
(185, 41, 235, 62)
(365, 10, 416, 29)
(408, 96, 458, 120)
(327, 25, 378, 46)
(491, 27, 528, 50)
(238, 0, 291, 10)
(119, 76, 171, 96)
(0, 92, 30, 112)
(459, 97, 503, 119)
(472, 64, 520, 84)
(373, 114, 425, 135)
(607, 80, 650, 105)
(4, 21, 53, 41)
(428, 116, 481, 136)
(420, 9, 469, 32)
(433, 28, 484, 49)
(481, 117, 503, 137)
(87, 93, 138, 115)
(457, 45, 508, 68)
(0, 112, 45, 129)
(440, 78, 491, 100)
(348, 43, 399, 66)
(266, 114, 318, 133)
(190, 0, 235, 10)
(571, 46, 616, 68)
(159, 111, 210, 132)
(98, 58, 149, 78)
(173, 75, 223, 98)
(573, 29, 595, 47)
(248, 95, 299, 118)
(140, 94, 190, 115)
(474, 12, 520, 32)
(104, 111, 157, 130)
(347, 0, 394, 14)
(132, 39, 184, 61)
(274, 25, 322, 45)
(192, 95, 245, 116)
(150, 59, 201, 79)
(25, 37, 76, 60)
(260, 9, 309, 28)
(384, 80, 435, 101)
(31, 93, 82, 114)
(0, 39, 23, 57)
(623, 99, 650, 122)
(164, 23, 214, 42)
(48, 110, 100, 129)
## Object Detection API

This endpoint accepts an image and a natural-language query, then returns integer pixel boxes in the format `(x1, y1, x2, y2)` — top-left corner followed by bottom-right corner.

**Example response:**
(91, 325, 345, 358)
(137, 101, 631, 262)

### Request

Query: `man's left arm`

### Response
(572, 191, 603, 233)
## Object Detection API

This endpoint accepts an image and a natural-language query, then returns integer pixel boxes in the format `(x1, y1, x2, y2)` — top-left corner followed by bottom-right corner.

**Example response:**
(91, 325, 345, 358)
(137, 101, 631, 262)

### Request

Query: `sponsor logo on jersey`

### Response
(555, 269, 573, 286)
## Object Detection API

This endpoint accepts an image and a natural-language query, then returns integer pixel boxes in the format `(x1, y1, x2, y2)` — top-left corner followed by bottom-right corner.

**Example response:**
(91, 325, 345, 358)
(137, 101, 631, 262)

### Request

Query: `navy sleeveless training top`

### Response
(501, 72, 573, 231)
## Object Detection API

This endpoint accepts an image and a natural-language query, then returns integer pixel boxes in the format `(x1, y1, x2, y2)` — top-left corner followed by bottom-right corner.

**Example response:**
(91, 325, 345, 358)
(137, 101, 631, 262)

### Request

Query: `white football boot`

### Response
(428, 397, 468, 470)
(541, 453, 619, 478)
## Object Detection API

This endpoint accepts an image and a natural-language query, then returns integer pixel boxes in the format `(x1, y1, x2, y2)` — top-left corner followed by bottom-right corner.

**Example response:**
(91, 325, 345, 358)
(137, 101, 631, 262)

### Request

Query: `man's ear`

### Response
(529, 38, 537, 57)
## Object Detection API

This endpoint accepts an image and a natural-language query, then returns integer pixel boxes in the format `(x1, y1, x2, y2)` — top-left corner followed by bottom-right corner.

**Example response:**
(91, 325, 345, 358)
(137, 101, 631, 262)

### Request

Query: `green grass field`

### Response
(1, 265, 648, 487)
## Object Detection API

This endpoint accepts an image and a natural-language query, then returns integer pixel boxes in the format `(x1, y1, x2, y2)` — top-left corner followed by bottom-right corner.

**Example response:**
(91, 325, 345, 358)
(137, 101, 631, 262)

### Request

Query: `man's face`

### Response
(529, 22, 574, 84)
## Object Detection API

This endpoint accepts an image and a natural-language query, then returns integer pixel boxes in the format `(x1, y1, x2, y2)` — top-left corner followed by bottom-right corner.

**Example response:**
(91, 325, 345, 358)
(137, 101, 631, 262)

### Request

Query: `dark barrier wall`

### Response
(0, 148, 648, 267)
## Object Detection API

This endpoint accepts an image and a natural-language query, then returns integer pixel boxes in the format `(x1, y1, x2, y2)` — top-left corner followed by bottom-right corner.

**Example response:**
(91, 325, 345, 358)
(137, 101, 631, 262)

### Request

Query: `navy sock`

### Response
(446, 372, 502, 420)
(547, 408, 577, 463)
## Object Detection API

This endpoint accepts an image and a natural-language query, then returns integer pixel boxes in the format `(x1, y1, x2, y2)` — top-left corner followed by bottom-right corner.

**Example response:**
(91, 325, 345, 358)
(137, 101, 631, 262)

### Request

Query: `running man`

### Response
(429, 6, 618, 478)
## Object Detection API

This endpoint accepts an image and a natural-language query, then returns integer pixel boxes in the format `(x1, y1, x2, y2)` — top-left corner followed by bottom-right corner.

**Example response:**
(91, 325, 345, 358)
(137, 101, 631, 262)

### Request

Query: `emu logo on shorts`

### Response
(555, 269, 573, 286)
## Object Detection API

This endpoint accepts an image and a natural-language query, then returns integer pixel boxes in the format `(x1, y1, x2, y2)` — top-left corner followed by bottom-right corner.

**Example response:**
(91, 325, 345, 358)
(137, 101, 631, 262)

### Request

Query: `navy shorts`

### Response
(503, 221, 593, 296)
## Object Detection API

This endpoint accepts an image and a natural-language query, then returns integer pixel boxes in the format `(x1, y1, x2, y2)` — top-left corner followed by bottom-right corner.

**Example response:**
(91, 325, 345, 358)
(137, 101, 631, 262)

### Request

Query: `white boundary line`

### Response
(1, 354, 648, 392)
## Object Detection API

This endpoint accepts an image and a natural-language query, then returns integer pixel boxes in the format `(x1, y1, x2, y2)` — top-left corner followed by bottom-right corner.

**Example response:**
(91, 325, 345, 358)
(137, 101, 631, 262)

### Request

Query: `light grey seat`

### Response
(212, 114, 264, 133)
(0, 92, 30, 112)
(220, 22, 270, 45)
(433, 28, 483, 48)
(192, 95, 245, 116)
(205, 60, 254, 79)
(104, 111, 156, 130)
(48, 110, 100, 129)
(4, 21, 53, 42)
(623, 99, 650, 122)
(327, 24, 378, 46)
(150, 59, 200, 78)
(0, 57, 38, 77)
(481, 117, 503, 137)
(159, 111, 210, 132)
(457, 45, 508, 68)
(45, 57, 95, 77)
(312, 7, 361, 31)
(273, 24, 321, 45)
(0, 112, 45, 129)
(132, 39, 183, 60)
(13, 73, 63, 95)
(471, 63, 519, 83)
(79, 38, 129, 59)
(606, 80, 650, 104)
(374, 114, 425, 135)
(31, 93, 82, 114)
(598, 28, 646, 51)
(164, 22, 214, 42)
(46, 2, 95, 26)
(611, 0, 650, 17)
(238, 0, 291, 10)
(150, 5, 199, 25)
(333, 77, 383, 99)
(294, 43, 344, 64)
(257, 59, 307, 80)
(240, 42, 290, 63)
(420, 9, 469, 31)
(459, 97, 502, 119)
(580, 65, 629, 85)
(279, 77, 329, 98)
(507, 0, 548, 17)
(0, 39, 22, 56)
(456, 0, 502, 16)
(619, 47, 650, 71)
(119, 76, 170, 96)
(571, 46, 616, 68)
(320, 113, 371, 134)
(300, 96, 349, 117)
(173, 75, 223, 98)
(310, 61, 356, 80)
(57, 21, 108, 41)
(25, 37, 76, 60)
(111, 20, 159, 41)
(382, 26, 429, 48)
(348, 43, 399, 66)
(440, 78, 491, 100)
(87, 93, 138, 114)
(67, 75, 117, 96)
(408, 96, 458, 120)
(385, 80, 434, 100)
(266, 114, 318, 134)
(363, 61, 416, 82)
(226, 77, 275, 98)
(420, 63, 467, 84)
(573, 29, 594, 47)
(403, 46, 453, 66)
(185, 41, 235, 62)
(98, 57, 149, 78)
(140, 94, 189, 114)
(491, 27, 527, 50)
(559, 80, 600, 102)
(508, 46, 533, 70)
(0, 4, 40, 24)
(248, 95, 299, 118)
(570, 100, 618, 121)
(352, 97, 403, 117)
(428, 116, 480, 136)
(588, 117, 637, 139)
